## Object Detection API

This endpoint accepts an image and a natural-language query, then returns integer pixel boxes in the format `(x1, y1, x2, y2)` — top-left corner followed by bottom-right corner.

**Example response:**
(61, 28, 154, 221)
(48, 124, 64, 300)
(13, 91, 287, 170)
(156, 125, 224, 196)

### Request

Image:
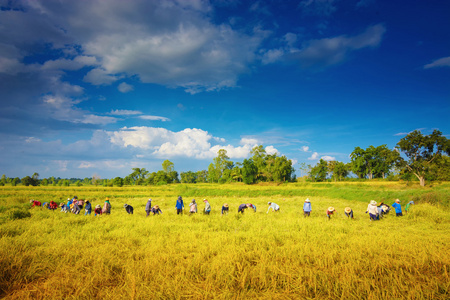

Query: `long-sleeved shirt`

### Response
(175, 197, 184, 209)
(204, 202, 211, 212)
(151, 207, 162, 214)
(85, 202, 92, 212)
(221, 206, 229, 214)
(125, 205, 134, 214)
(392, 202, 402, 213)
(303, 202, 312, 212)
(238, 204, 248, 212)
(145, 200, 152, 211)
(267, 203, 280, 213)
(366, 204, 378, 215)
(189, 202, 197, 213)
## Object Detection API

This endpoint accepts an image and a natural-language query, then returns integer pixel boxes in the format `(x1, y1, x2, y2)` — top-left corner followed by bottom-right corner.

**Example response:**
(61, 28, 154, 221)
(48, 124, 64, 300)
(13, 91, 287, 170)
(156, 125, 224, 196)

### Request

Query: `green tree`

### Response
(273, 155, 294, 182)
(242, 159, 258, 184)
(250, 145, 267, 181)
(11, 177, 20, 186)
(162, 160, 174, 174)
(113, 177, 124, 187)
(396, 130, 450, 186)
(309, 159, 328, 182)
(41, 178, 49, 186)
(0, 175, 6, 185)
(181, 171, 197, 183)
(196, 170, 208, 183)
(130, 168, 149, 185)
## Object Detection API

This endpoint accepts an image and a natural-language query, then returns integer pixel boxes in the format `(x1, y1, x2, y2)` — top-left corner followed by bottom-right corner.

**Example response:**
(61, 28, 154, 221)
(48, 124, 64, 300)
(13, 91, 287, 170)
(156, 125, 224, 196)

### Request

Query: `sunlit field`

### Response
(0, 182, 449, 299)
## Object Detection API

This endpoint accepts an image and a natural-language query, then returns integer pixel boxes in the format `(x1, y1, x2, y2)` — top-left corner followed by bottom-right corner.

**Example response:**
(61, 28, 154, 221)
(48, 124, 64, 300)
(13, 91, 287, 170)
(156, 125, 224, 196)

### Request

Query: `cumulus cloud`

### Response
(308, 152, 319, 160)
(265, 145, 278, 155)
(301, 146, 310, 152)
(321, 155, 335, 161)
(117, 82, 134, 93)
(424, 56, 450, 69)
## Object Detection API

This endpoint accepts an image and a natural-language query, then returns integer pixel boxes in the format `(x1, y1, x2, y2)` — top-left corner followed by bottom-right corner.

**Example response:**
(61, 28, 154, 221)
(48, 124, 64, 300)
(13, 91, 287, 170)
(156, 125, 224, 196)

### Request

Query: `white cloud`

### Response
(117, 82, 134, 93)
(265, 145, 278, 155)
(301, 146, 309, 152)
(308, 152, 319, 160)
(424, 56, 450, 69)
(109, 109, 143, 116)
(139, 115, 171, 122)
(240, 138, 259, 146)
(25, 137, 42, 143)
(84, 68, 120, 85)
(321, 155, 335, 161)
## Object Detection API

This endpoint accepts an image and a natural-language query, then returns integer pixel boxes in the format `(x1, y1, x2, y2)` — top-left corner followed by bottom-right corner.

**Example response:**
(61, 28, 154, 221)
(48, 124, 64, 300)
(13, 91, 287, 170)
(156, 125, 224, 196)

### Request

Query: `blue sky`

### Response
(0, 0, 449, 179)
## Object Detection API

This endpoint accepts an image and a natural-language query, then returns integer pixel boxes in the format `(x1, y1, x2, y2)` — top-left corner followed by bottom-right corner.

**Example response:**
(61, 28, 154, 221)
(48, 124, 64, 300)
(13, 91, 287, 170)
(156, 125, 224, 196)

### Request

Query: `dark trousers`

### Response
(396, 212, 403, 217)
(177, 208, 183, 215)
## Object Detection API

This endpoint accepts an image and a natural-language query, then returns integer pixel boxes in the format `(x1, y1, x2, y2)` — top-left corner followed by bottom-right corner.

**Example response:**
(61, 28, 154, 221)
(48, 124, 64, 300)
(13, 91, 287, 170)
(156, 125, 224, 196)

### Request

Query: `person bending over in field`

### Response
(203, 199, 211, 215)
(175, 196, 184, 215)
(77, 199, 84, 210)
(326, 207, 336, 219)
(221, 203, 229, 216)
(391, 199, 403, 217)
(124, 204, 134, 214)
(102, 198, 111, 215)
(189, 199, 198, 214)
(238, 203, 249, 214)
(72, 201, 81, 214)
(30, 199, 42, 208)
(365, 200, 378, 221)
(66, 198, 73, 211)
(151, 205, 162, 215)
(303, 198, 312, 217)
(94, 205, 102, 216)
(145, 199, 152, 217)
(267, 202, 280, 213)
(405, 201, 414, 214)
(344, 207, 354, 219)
(248, 203, 257, 212)
(85, 200, 92, 215)
(48, 200, 58, 211)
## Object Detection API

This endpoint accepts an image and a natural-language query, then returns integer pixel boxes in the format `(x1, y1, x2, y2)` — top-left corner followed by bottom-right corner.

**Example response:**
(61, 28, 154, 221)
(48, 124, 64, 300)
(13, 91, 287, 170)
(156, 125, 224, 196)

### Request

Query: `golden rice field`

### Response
(0, 182, 449, 299)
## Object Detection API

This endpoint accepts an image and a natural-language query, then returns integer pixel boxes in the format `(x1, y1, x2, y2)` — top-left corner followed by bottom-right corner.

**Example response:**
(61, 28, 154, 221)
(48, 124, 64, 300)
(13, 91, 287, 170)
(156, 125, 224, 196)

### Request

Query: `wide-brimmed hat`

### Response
(203, 199, 208, 202)
(370, 200, 377, 205)
(382, 206, 389, 212)
(223, 203, 228, 207)
(328, 207, 335, 212)
(123, 204, 128, 208)
(305, 198, 310, 202)
(95, 204, 101, 209)
(154, 205, 159, 209)
(395, 199, 400, 203)
(30, 199, 34, 203)
(344, 207, 352, 213)
(105, 197, 109, 201)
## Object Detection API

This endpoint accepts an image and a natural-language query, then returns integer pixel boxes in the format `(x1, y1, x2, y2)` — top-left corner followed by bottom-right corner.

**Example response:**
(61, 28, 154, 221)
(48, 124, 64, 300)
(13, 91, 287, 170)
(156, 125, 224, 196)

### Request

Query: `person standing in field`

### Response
(151, 205, 162, 215)
(94, 204, 102, 216)
(326, 207, 336, 219)
(303, 198, 312, 217)
(84, 200, 92, 215)
(392, 199, 403, 217)
(203, 199, 211, 215)
(344, 207, 354, 219)
(189, 199, 198, 214)
(145, 199, 152, 217)
(176, 196, 184, 215)
(267, 202, 280, 213)
(366, 200, 378, 221)
(405, 201, 414, 214)
(124, 204, 134, 214)
(102, 198, 111, 215)
(221, 203, 229, 216)
(238, 203, 248, 213)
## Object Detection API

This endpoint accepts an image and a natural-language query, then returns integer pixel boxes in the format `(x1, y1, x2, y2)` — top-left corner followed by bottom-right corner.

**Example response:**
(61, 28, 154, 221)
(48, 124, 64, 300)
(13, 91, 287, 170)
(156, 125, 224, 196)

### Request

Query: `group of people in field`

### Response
(30, 196, 414, 220)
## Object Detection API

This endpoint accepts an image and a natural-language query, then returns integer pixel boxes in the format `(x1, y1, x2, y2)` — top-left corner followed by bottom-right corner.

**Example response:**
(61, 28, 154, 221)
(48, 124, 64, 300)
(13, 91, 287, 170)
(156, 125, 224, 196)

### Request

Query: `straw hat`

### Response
(370, 200, 377, 205)
(105, 197, 109, 201)
(123, 204, 128, 208)
(203, 199, 208, 202)
(30, 199, 34, 203)
(154, 205, 159, 209)
(305, 198, 310, 202)
(344, 207, 352, 213)
(328, 207, 335, 212)
(382, 206, 389, 212)
(395, 199, 400, 203)
(223, 203, 228, 207)
(95, 204, 101, 209)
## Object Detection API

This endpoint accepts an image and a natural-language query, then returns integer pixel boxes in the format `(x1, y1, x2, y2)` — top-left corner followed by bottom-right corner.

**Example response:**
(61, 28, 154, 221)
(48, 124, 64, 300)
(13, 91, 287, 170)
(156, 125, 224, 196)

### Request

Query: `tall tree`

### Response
(250, 145, 267, 181)
(396, 130, 449, 186)
(309, 159, 328, 182)
(242, 159, 258, 184)
(162, 160, 174, 174)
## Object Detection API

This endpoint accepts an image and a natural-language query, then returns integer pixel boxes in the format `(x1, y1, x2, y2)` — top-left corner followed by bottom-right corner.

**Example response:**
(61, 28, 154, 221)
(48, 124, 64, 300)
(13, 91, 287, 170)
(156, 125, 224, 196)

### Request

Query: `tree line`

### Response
(1, 130, 448, 187)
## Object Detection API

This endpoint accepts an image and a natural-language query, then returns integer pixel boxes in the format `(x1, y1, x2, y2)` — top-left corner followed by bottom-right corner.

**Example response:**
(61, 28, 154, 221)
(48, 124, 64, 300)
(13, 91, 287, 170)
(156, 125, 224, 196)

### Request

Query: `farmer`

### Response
(203, 199, 211, 215)
(59, 202, 67, 212)
(94, 204, 102, 216)
(67, 198, 73, 210)
(238, 203, 248, 213)
(248, 203, 257, 212)
(267, 202, 280, 213)
(175, 196, 184, 215)
(151, 205, 162, 215)
(376, 202, 384, 220)
(77, 198, 84, 210)
(392, 199, 403, 216)
(189, 199, 198, 214)
(85, 200, 92, 215)
(221, 203, 229, 216)
(405, 201, 414, 214)
(303, 198, 312, 217)
(326, 207, 336, 219)
(30, 199, 42, 208)
(72, 200, 81, 214)
(145, 199, 152, 217)
(124, 204, 134, 214)
(366, 200, 378, 221)
(344, 207, 354, 219)
(102, 198, 111, 215)
(49, 200, 58, 210)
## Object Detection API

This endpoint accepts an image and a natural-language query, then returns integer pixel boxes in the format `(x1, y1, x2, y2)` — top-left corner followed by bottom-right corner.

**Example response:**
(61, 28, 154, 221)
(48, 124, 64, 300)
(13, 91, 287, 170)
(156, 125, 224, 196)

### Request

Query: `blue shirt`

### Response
(392, 202, 402, 213)
(175, 198, 184, 209)
(303, 202, 311, 212)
